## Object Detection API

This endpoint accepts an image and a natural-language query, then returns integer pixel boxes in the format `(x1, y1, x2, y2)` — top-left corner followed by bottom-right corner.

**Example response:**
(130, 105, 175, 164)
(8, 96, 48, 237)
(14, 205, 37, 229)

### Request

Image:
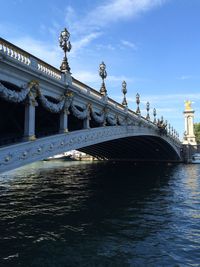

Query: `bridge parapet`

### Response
(0, 38, 31, 66)
(0, 38, 63, 81)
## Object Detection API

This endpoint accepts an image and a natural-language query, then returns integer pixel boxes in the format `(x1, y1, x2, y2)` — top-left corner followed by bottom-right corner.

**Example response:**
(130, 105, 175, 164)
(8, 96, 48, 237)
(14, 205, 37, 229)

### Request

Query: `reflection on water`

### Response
(0, 161, 200, 266)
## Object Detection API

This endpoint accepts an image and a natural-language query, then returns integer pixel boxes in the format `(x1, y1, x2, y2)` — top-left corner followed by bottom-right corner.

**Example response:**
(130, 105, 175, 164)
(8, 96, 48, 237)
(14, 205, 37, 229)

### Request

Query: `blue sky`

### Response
(1, 0, 200, 137)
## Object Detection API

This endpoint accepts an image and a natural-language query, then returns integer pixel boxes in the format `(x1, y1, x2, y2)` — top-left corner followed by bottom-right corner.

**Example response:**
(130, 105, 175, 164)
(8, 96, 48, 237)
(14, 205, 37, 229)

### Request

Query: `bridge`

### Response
(0, 29, 182, 173)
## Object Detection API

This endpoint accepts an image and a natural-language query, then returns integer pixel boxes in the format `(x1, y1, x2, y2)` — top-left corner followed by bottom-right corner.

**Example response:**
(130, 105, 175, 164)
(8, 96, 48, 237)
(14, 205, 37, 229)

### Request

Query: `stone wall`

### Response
(182, 144, 200, 163)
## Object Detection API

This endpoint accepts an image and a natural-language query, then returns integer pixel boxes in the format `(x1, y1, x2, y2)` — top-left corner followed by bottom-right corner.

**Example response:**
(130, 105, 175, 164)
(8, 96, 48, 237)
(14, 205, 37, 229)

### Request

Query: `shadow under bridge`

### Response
(79, 135, 181, 162)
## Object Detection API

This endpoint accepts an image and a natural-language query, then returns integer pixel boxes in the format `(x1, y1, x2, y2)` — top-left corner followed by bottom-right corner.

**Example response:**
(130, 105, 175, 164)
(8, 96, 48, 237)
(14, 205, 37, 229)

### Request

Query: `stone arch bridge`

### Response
(0, 37, 182, 173)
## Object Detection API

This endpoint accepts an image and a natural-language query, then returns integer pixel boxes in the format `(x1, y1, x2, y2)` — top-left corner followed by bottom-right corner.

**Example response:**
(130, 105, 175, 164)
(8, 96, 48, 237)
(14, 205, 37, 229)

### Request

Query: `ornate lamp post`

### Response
(153, 108, 157, 123)
(168, 123, 171, 134)
(146, 101, 150, 120)
(99, 61, 107, 96)
(59, 28, 72, 73)
(122, 81, 127, 107)
(136, 93, 140, 114)
(164, 120, 167, 130)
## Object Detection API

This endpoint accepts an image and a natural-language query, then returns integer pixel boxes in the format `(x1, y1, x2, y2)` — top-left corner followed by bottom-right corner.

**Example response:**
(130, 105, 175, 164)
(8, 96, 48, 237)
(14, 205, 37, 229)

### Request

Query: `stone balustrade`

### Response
(0, 39, 31, 65)
(0, 37, 62, 80)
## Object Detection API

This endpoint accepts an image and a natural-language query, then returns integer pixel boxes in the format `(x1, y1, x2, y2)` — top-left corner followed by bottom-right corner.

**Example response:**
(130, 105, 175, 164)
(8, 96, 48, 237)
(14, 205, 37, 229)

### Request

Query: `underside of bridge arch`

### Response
(79, 135, 180, 162)
(90, 116, 102, 128)
(68, 107, 84, 131)
(0, 81, 25, 146)
(35, 101, 60, 138)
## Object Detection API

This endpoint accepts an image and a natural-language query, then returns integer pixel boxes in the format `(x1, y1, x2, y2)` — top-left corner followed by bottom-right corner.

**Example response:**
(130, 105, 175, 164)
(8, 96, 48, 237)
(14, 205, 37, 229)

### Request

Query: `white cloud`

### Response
(11, 36, 62, 68)
(71, 32, 102, 56)
(150, 93, 200, 103)
(74, 71, 100, 84)
(140, 107, 177, 113)
(126, 93, 200, 105)
(65, 6, 77, 26)
(96, 44, 115, 51)
(2, 0, 168, 69)
(121, 40, 137, 50)
(64, 0, 167, 58)
(156, 107, 179, 113)
(81, 0, 167, 29)
(123, 92, 200, 119)
(68, 0, 167, 38)
(177, 75, 192, 80)
(108, 75, 134, 83)
(74, 71, 134, 88)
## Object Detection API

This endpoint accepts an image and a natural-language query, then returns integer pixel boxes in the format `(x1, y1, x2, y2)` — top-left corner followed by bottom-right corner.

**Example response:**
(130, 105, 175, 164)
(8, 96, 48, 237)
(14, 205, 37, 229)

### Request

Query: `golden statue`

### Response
(185, 100, 192, 111)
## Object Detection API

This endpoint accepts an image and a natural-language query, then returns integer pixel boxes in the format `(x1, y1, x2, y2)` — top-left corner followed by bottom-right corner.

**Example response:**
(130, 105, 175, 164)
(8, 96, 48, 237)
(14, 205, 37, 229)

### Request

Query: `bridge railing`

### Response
(72, 77, 133, 111)
(72, 78, 102, 99)
(0, 37, 62, 81)
(72, 77, 160, 128)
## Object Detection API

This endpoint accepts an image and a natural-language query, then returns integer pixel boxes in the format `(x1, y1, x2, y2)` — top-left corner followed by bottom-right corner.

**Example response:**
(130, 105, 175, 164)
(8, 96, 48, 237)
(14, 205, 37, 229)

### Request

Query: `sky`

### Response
(1, 0, 200, 138)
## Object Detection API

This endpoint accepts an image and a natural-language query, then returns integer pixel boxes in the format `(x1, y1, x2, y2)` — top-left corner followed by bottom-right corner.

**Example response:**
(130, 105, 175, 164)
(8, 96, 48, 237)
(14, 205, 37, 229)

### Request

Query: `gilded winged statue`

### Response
(185, 100, 192, 111)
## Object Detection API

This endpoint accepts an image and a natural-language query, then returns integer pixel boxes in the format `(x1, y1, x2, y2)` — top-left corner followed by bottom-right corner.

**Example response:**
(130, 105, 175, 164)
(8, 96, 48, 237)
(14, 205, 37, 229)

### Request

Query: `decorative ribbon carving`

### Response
(118, 117, 127, 126)
(91, 108, 105, 124)
(71, 102, 88, 120)
(107, 115, 117, 126)
(127, 117, 134, 126)
(0, 82, 30, 103)
(38, 89, 65, 113)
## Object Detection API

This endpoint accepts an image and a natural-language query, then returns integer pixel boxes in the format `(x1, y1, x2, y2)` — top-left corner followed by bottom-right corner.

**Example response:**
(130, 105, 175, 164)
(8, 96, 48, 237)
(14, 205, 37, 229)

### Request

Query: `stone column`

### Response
(59, 110, 68, 133)
(83, 116, 90, 129)
(183, 101, 197, 145)
(24, 96, 37, 141)
(83, 104, 90, 129)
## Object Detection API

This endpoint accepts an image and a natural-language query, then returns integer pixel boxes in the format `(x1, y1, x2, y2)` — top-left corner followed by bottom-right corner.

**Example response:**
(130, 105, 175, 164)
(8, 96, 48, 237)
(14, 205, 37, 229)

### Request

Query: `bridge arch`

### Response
(79, 135, 180, 161)
(0, 126, 182, 173)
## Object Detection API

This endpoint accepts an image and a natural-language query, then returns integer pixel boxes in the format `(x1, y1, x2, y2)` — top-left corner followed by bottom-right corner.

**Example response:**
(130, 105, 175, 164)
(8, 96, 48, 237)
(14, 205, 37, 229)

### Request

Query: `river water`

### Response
(0, 161, 200, 267)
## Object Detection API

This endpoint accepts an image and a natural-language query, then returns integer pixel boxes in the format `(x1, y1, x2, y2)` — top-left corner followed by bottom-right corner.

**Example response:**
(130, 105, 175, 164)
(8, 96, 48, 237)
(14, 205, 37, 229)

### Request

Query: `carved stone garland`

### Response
(106, 115, 117, 126)
(70, 102, 88, 120)
(127, 117, 134, 126)
(0, 81, 156, 130)
(91, 108, 105, 124)
(38, 89, 65, 113)
(118, 117, 127, 126)
(0, 82, 30, 103)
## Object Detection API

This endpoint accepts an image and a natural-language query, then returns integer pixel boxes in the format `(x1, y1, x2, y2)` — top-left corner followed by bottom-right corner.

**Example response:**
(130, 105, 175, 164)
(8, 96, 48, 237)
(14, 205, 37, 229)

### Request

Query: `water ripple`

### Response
(0, 162, 200, 266)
